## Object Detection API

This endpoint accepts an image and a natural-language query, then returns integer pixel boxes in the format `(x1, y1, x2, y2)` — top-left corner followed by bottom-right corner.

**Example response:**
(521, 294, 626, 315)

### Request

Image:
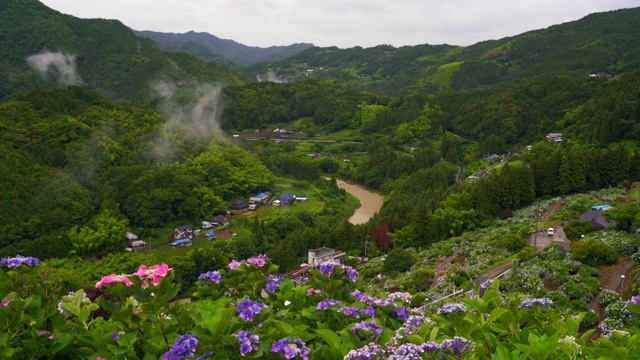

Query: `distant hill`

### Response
(0, 0, 248, 102)
(137, 30, 314, 67)
(242, 7, 640, 96)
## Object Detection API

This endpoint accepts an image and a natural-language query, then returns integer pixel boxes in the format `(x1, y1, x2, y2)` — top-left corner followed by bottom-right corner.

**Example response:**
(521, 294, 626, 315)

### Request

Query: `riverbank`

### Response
(334, 179, 384, 225)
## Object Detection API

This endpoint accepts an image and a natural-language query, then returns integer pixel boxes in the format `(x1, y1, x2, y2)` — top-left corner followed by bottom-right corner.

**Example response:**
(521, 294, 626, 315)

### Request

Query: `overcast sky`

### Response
(40, 0, 638, 48)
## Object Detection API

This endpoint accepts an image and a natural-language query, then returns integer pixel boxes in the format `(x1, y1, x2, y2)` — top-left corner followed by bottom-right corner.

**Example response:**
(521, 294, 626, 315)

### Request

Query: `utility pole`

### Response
(365, 235, 370, 259)
(533, 205, 540, 252)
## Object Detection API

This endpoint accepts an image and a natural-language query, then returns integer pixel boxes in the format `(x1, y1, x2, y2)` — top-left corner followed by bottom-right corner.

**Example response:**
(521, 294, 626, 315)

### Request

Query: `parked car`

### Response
(547, 228, 555, 236)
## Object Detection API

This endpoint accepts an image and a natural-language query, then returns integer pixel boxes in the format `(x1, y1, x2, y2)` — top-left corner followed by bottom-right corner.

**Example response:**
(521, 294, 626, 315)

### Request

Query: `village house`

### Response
(546, 133, 563, 142)
(308, 247, 346, 267)
(125, 240, 147, 253)
(249, 192, 271, 204)
(174, 225, 194, 239)
(579, 209, 615, 231)
(211, 215, 229, 227)
(230, 199, 249, 211)
(280, 193, 295, 204)
(171, 238, 192, 248)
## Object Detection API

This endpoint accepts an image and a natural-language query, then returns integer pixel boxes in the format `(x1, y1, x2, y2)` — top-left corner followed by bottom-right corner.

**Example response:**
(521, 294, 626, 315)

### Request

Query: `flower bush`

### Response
(3, 253, 640, 359)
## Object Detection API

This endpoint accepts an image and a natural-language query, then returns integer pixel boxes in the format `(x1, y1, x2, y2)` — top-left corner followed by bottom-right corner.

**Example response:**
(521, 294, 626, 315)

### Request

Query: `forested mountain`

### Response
(0, 0, 247, 102)
(138, 30, 314, 67)
(243, 7, 640, 96)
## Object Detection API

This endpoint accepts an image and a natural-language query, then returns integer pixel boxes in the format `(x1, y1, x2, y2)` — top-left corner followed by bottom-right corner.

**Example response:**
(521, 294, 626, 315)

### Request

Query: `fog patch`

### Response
(26, 51, 83, 86)
(152, 81, 228, 161)
(256, 71, 287, 83)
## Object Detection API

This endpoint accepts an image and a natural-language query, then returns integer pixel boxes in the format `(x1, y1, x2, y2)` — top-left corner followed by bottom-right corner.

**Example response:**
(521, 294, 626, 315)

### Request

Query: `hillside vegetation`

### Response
(1, 3, 640, 358)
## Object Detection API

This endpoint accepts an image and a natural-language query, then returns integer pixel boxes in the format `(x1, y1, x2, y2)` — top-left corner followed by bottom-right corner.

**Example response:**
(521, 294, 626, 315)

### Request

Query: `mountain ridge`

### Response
(137, 30, 314, 67)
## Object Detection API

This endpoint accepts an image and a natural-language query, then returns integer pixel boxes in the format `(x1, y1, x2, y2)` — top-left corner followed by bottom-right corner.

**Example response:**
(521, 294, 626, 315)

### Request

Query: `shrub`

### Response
(383, 248, 415, 274)
(564, 220, 594, 240)
(599, 289, 621, 306)
(581, 311, 600, 328)
(578, 266, 599, 278)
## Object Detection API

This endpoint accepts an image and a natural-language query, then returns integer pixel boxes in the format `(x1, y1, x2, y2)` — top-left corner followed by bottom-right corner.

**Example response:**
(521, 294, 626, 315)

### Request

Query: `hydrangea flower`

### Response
(393, 306, 410, 320)
(306, 288, 324, 296)
(247, 254, 268, 267)
(228, 260, 241, 270)
(338, 306, 361, 318)
(316, 299, 340, 310)
(518, 298, 553, 309)
(236, 299, 268, 321)
(342, 265, 360, 282)
(389, 343, 431, 360)
(38, 330, 54, 339)
(266, 275, 282, 292)
(271, 337, 310, 359)
(344, 343, 383, 360)
(162, 334, 199, 360)
(133, 263, 172, 288)
(626, 295, 640, 306)
(319, 262, 335, 275)
(96, 274, 133, 288)
(440, 336, 475, 358)
(234, 330, 260, 356)
(436, 303, 467, 314)
(360, 307, 376, 317)
(198, 271, 222, 285)
(352, 321, 383, 339)
(0, 255, 40, 268)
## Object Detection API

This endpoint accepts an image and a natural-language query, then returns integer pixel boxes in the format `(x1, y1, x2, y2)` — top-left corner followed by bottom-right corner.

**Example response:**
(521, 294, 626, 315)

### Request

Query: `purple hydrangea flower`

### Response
(236, 299, 268, 321)
(389, 343, 428, 360)
(0, 255, 40, 268)
(360, 307, 376, 317)
(342, 265, 360, 282)
(38, 330, 54, 339)
(316, 299, 340, 310)
(421, 341, 439, 354)
(162, 334, 199, 360)
(319, 262, 335, 275)
(440, 336, 475, 358)
(436, 303, 467, 314)
(518, 298, 553, 309)
(271, 337, 310, 359)
(351, 290, 371, 303)
(112, 332, 120, 341)
(393, 307, 410, 321)
(198, 271, 222, 284)
(626, 295, 640, 306)
(247, 254, 268, 267)
(228, 260, 241, 270)
(352, 321, 383, 339)
(266, 275, 282, 292)
(338, 306, 361, 318)
(344, 343, 383, 360)
(234, 330, 260, 356)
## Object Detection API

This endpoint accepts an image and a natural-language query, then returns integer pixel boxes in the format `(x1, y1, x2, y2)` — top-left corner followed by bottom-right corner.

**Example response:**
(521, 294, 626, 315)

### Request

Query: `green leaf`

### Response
(316, 328, 341, 348)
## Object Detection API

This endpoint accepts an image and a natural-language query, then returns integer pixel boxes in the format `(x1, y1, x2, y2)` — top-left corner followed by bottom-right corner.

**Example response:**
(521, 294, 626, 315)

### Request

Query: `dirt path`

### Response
(473, 261, 515, 285)
(588, 256, 637, 319)
(429, 255, 456, 290)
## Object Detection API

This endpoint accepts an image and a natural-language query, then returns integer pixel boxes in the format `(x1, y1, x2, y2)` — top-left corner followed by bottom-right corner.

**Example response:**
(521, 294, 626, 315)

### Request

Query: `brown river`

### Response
(335, 179, 384, 225)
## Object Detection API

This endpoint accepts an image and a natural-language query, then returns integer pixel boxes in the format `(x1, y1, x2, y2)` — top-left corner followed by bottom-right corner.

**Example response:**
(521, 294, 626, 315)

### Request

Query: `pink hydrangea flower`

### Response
(96, 274, 133, 289)
(228, 260, 241, 270)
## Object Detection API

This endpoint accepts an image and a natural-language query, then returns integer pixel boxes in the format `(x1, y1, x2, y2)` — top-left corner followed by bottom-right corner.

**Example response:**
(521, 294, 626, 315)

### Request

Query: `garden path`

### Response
(428, 255, 456, 290)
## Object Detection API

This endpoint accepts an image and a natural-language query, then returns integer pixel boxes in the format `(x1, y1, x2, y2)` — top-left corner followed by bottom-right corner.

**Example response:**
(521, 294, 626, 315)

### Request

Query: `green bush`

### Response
(581, 311, 600, 328)
(564, 220, 594, 240)
(383, 248, 415, 274)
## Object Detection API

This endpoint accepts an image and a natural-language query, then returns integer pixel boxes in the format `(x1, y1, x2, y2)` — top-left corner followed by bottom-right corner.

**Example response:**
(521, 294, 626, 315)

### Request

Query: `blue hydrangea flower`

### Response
(316, 299, 340, 310)
(236, 299, 268, 321)
(440, 336, 475, 358)
(271, 337, 309, 359)
(518, 297, 553, 309)
(197, 271, 222, 284)
(352, 321, 383, 339)
(393, 306, 410, 320)
(436, 303, 467, 314)
(162, 334, 199, 360)
(265, 275, 282, 292)
(344, 343, 383, 360)
(234, 330, 260, 356)
(319, 262, 335, 275)
(0, 255, 40, 268)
